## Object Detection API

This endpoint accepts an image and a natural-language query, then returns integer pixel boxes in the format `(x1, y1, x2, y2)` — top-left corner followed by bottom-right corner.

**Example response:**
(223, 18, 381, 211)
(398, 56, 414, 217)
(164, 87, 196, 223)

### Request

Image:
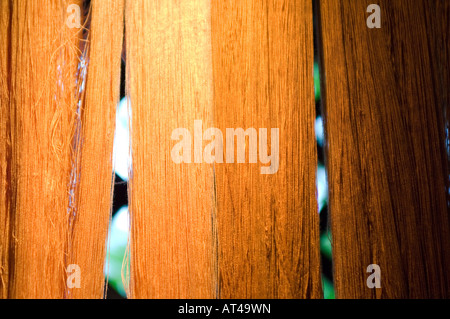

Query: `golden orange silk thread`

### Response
(126, 0, 321, 299)
(0, 0, 12, 299)
(126, 0, 216, 298)
(211, 0, 321, 298)
(1, 0, 124, 298)
(319, 0, 450, 298)
(67, 0, 124, 299)
(7, 0, 81, 298)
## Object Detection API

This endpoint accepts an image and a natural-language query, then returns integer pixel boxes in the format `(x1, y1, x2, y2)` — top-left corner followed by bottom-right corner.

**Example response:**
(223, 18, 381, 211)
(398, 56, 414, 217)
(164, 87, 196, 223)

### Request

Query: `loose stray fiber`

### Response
(0, 0, 124, 298)
(5, 0, 447, 301)
(7, 0, 82, 298)
(67, 0, 124, 299)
